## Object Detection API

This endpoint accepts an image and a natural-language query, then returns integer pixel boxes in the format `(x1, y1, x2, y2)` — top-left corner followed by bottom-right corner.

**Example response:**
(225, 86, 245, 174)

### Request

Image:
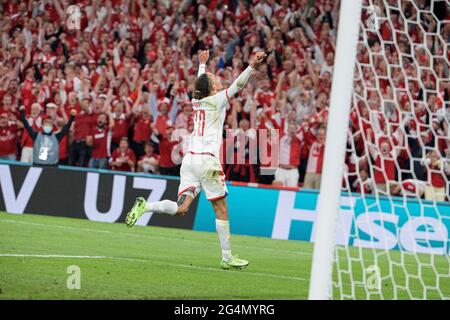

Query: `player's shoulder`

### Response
(190, 98, 207, 111)
(192, 94, 222, 109)
(211, 90, 230, 108)
(216, 89, 229, 100)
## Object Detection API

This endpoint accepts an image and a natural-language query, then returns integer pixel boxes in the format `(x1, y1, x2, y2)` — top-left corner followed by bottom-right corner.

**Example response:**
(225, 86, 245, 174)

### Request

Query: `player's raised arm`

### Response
(197, 50, 209, 77)
(225, 51, 266, 98)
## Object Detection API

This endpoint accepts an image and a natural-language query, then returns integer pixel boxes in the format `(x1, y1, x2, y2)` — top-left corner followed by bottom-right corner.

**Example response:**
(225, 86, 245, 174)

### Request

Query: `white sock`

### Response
(145, 200, 178, 215)
(216, 219, 232, 262)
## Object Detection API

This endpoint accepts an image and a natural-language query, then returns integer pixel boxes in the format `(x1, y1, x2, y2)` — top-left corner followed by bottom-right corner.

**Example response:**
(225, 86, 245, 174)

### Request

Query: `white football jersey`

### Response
(188, 91, 230, 157)
(187, 65, 253, 157)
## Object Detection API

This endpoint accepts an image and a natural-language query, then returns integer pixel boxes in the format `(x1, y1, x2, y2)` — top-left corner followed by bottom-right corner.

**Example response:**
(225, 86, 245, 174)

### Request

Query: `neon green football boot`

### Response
(125, 197, 147, 228)
(220, 255, 249, 270)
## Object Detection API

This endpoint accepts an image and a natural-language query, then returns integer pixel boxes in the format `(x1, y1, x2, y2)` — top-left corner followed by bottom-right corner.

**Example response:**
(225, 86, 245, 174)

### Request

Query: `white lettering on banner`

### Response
(271, 191, 353, 245)
(272, 190, 450, 255)
(336, 196, 357, 245)
(84, 173, 126, 222)
(353, 212, 398, 250)
(399, 217, 448, 255)
(84, 173, 167, 225)
(272, 191, 314, 240)
(132, 177, 167, 226)
(0, 165, 42, 214)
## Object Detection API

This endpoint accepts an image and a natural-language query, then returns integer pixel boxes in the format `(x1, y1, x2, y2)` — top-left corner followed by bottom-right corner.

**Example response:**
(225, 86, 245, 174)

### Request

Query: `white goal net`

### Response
(331, 0, 450, 299)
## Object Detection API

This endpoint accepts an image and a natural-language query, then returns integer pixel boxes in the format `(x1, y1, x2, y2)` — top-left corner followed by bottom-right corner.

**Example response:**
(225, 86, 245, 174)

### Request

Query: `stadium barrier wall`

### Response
(194, 186, 450, 256)
(0, 161, 197, 230)
(1, 161, 449, 255)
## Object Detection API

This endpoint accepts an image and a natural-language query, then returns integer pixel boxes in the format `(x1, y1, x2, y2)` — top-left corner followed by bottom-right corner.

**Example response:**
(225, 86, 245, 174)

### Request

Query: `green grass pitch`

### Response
(0, 212, 449, 299)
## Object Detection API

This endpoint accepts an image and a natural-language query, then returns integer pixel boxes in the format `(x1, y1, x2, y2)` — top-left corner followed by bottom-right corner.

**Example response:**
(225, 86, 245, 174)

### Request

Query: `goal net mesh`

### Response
(332, 0, 450, 299)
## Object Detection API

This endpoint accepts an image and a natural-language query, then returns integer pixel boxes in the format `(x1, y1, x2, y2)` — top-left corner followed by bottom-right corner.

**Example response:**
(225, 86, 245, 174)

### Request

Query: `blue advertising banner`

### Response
(0, 161, 198, 230)
(2, 159, 449, 255)
(194, 185, 281, 238)
(194, 186, 450, 255)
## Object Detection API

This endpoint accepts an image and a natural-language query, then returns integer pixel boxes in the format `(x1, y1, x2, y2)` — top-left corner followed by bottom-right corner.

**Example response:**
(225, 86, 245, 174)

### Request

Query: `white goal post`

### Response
(309, 0, 450, 300)
(308, 0, 364, 300)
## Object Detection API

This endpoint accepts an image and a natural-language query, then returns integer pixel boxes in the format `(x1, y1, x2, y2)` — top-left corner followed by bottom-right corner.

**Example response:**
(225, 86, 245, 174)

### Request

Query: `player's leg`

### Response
(173, 157, 201, 216)
(201, 158, 249, 269)
(143, 155, 199, 217)
(176, 192, 194, 216)
(210, 197, 249, 270)
(125, 191, 196, 228)
(125, 156, 199, 227)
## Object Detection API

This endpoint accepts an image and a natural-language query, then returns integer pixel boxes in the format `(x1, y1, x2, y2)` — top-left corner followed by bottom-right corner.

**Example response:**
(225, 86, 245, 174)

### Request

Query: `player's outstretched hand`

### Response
(250, 51, 267, 69)
(199, 50, 209, 64)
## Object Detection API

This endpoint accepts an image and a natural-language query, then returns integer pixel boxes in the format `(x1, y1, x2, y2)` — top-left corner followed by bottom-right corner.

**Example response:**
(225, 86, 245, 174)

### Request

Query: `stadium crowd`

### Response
(0, 0, 448, 201)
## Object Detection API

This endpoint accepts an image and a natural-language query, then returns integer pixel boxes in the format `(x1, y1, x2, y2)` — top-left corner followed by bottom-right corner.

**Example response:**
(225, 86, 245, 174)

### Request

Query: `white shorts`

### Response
(178, 153, 228, 201)
(274, 167, 299, 187)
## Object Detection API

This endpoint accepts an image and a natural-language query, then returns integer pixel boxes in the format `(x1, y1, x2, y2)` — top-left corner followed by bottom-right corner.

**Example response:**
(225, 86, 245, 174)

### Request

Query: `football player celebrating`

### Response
(125, 50, 267, 270)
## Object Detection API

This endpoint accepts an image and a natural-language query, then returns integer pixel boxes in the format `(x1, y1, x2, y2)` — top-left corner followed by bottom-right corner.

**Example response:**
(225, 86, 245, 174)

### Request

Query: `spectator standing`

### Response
(304, 127, 326, 189)
(352, 168, 374, 195)
(424, 150, 447, 202)
(0, 113, 18, 161)
(151, 96, 178, 138)
(175, 101, 193, 129)
(56, 117, 70, 165)
(20, 103, 43, 163)
(0, 93, 15, 116)
(226, 116, 258, 183)
(132, 105, 153, 160)
(111, 99, 131, 153)
(258, 126, 279, 185)
(137, 142, 160, 174)
(273, 123, 301, 187)
(88, 112, 113, 169)
(18, 106, 75, 166)
(156, 125, 181, 176)
(69, 98, 94, 167)
(298, 117, 313, 183)
(368, 135, 398, 194)
(109, 137, 136, 172)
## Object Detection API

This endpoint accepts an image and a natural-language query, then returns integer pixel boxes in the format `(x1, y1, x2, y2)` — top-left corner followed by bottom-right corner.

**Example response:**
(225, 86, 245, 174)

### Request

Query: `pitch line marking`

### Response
(0, 253, 109, 259)
(1, 253, 429, 295)
(1, 217, 449, 274)
(0, 254, 431, 297)
(0, 218, 112, 233)
(0, 253, 308, 282)
(0, 218, 311, 256)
